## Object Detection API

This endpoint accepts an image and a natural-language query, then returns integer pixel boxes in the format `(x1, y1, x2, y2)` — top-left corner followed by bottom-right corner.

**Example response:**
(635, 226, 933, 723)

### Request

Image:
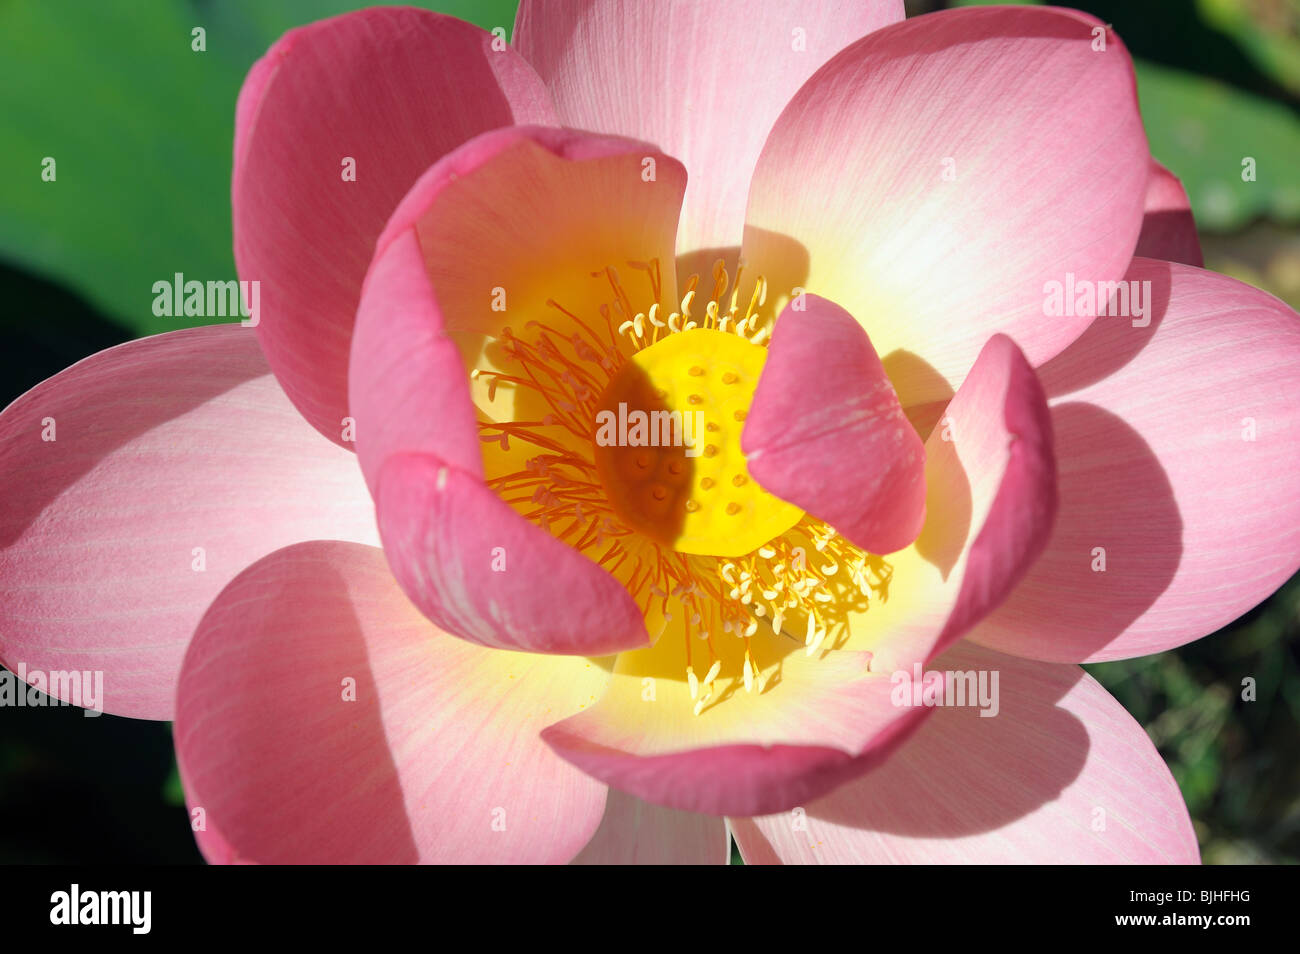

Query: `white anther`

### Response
(681, 290, 696, 317)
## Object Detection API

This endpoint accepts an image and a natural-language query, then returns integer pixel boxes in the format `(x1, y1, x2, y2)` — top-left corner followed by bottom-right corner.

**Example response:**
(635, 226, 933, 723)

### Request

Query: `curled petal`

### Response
(744, 294, 926, 554)
(376, 452, 650, 656)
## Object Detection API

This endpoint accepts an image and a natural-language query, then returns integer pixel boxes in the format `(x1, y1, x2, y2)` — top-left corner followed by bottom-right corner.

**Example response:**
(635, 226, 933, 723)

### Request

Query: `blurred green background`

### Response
(1, 0, 1297, 864)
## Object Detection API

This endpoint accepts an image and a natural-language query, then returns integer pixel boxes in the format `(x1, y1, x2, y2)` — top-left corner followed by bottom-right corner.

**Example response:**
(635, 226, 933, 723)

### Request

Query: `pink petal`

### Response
(970, 259, 1300, 662)
(1135, 159, 1204, 267)
(175, 541, 610, 864)
(234, 7, 555, 446)
(542, 639, 932, 818)
(349, 229, 484, 490)
(731, 641, 1199, 864)
(0, 327, 377, 720)
(571, 790, 729, 865)
(850, 334, 1056, 674)
(350, 124, 685, 493)
(187, 808, 254, 866)
(349, 126, 686, 656)
(744, 294, 926, 554)
(742, 6, 1148, 408)
(513, 0, 903, 257)
(376, 452, 650, 656)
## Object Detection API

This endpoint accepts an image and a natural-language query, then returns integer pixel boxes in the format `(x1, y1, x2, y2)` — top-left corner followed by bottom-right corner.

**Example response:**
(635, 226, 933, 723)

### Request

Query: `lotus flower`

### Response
(3, 1, 1298, 865)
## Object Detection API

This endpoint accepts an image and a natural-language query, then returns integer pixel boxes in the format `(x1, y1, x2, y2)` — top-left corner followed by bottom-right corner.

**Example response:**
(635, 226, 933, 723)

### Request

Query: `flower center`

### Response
(591, 328, 802, 557)
(471, 259, 893, 715)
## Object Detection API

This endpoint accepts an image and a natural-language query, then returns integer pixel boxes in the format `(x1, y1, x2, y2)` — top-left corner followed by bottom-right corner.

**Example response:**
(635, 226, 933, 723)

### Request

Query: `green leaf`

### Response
(1196, 0, 1300, 99)
(0, 1, 518, 337)
(1135, 58, 1300, 230)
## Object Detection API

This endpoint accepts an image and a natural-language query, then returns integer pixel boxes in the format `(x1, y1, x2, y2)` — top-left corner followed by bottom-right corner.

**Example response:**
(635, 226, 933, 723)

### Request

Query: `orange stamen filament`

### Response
(473, 257, 890, 715)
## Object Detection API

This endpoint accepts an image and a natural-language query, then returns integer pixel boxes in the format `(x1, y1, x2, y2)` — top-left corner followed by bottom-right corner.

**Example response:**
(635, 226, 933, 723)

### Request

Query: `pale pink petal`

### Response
(0, 327, 378, 720)
(188, 808, 254, 866)
(376, 452, 650, 656)
(731, 641, 1199, 864)
(846, 335, 1056, 674)
(742, 6, 1148, 408)
(971, 259, 1300, 662)
(175, 541, 610, 864)
(744, 294, 925, 554)
(513, 0, 903, 257)
(1135, 159, 1204, 267)
(571, 789, 729, 865)
(234, 7, 555, 445)
(542, 637, 932, 817)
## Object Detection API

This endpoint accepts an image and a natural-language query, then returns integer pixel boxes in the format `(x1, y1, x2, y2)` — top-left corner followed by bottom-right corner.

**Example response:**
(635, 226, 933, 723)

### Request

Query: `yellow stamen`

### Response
(470, 256, 894, 716)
